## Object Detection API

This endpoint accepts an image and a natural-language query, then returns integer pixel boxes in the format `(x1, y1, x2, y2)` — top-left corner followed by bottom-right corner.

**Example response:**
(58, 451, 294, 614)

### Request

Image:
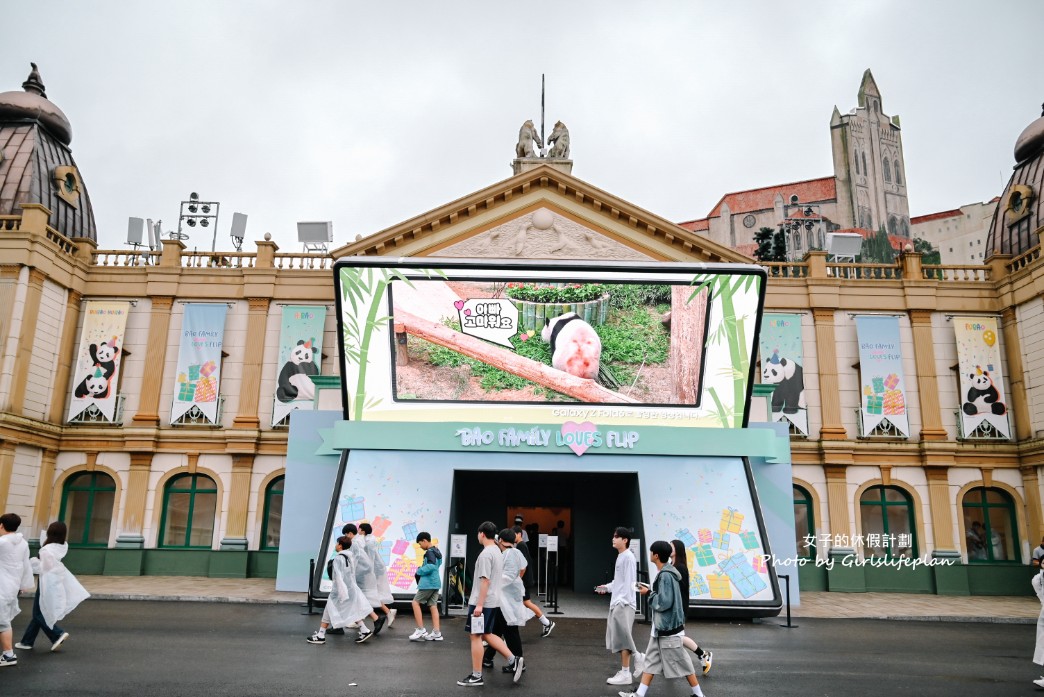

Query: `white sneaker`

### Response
(51, 632, 70, 652)
(1035, 676, 1044, 688)
(618, 692, 639, 697)
(607, 669, 633, 685)
(14, 643, 32, 650)
(387, 609, 397, 628)
(426, 631, 444, 641)
(408, 628, 428, 641)
(632, 652, 646, 678)
(700, 650, 713, 675)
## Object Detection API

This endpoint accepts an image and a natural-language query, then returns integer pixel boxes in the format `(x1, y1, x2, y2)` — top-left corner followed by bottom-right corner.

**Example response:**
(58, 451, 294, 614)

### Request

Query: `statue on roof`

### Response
(515, 119, 542, 159)
(547, 121, 570, 159)
(22, 62, 46, 98)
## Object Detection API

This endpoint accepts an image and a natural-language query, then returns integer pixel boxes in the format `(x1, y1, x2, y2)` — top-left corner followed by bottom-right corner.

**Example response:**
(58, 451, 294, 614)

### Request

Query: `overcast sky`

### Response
(4, 1, 1041, 252)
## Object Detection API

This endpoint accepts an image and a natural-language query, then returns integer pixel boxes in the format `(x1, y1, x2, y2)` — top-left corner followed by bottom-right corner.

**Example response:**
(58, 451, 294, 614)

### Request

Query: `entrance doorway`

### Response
(450, 470, 643, 593)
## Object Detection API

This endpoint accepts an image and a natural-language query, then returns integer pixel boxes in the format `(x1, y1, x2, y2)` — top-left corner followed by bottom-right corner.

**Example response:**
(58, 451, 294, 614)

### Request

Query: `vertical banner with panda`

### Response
(855, 315, 910, 437)
(66, 301, 130, 423)
(272, 305, 326, 427)
(758, 313, 807, 435)
(170, 303, 228, 424)
(953, 316, 1010, 438)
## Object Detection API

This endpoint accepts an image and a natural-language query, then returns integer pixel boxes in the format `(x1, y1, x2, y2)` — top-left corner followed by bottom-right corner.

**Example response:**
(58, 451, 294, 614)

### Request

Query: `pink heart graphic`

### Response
(519, 334, 528, 341)
(560, 421, 597, 456)
(464, 309, 472, 316)
(453, 300, 465, 310)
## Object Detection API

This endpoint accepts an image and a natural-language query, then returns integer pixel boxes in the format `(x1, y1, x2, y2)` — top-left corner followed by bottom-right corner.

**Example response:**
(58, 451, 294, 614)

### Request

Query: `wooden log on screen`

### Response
(394, 321, 408, 366)
(670, 285, 708, 404)
(395, 309, 638, 404)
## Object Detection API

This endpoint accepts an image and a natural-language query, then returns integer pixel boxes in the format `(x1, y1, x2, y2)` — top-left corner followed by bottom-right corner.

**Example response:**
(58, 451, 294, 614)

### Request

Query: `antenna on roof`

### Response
(539, 74, 546, 157)
(297, 221, 333, 254)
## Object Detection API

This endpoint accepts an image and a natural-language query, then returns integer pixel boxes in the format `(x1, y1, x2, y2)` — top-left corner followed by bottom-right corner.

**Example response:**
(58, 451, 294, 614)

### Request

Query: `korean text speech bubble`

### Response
(456, 298, 518, 348)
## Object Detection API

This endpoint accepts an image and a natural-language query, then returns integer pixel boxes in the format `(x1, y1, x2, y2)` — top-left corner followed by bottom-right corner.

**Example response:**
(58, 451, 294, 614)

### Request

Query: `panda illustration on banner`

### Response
(73, 337, 120, 399)
(541, 312, 601, 381)
(276, 338, 319, 402)
(962, 365, 1006, 416)
(761, 350, 805, 415)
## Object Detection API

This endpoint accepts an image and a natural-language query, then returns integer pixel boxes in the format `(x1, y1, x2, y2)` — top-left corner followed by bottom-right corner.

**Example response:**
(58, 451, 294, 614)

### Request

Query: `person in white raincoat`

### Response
(342, 523, 386, 635)
(359, 523, 396, 627)
(482, 528, 530, 675)
(17, 521, 88, 653)
(307, 536, 380, 645)
(1032, 568, 1044, 687)
(0, 512, 36, 667)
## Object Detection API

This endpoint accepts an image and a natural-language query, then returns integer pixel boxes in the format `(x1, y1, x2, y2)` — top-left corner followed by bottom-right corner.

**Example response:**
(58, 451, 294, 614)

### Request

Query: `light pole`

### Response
(177, 192, 220, 251)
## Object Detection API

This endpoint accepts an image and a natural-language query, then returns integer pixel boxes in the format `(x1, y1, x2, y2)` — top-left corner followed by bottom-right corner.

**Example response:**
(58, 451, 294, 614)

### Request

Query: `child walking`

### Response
(409, 531, 443, 641)
(308, 535, 381, 645)
(16, 521, 89, 653)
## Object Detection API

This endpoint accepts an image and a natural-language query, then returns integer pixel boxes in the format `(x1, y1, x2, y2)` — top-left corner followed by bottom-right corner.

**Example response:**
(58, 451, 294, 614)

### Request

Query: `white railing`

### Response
(170, 397, 226, 427)
(67, 395, 125, 425)
(954, 410, 1013, 441)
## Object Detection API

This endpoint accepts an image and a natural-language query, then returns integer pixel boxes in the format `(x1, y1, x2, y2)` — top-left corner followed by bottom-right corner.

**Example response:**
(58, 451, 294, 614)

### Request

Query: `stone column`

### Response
(909, 310, 947, 441)
(8, 267, 47, 414)
(220, 454, 254, 550)
(131, 296, 174, 427)
(925, 466, 956, 551)
(0, 441, 16, 511)
(115, 452, 153, 548)
(48, 290, 83, 424)
(824, 464, 852, 543)
(812, 308, 847, 439)
(232, 298, 270, 429)
(1000, 307, 1032, 441)
(29, 449, 58, 534)
(1021, 465, 1044, 545)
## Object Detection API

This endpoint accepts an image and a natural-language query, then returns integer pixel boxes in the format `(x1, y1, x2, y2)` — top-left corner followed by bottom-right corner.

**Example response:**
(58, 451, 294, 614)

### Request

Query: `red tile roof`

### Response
(705, 176, 836, 218)
(910, 209, 962, 224)
(835, 227, 909, 252)
(678, 218, 709, 232)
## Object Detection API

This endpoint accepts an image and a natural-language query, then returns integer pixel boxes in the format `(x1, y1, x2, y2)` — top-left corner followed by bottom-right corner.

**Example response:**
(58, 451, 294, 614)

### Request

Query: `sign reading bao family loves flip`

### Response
(170, 303, 228, 423)
(855, 315, 910, 437)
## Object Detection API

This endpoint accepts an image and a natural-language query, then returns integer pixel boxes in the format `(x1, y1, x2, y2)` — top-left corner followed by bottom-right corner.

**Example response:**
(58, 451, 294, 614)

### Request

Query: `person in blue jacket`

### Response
(408, 532, 443, 642)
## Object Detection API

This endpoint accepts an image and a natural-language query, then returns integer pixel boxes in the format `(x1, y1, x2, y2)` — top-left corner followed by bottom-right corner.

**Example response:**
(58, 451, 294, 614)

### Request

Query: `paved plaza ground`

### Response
(0, 593, 1040, 696)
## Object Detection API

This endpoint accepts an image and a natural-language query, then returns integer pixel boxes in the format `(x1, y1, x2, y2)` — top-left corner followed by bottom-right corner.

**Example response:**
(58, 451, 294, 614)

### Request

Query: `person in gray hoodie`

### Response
(620, 540, 706, 697)
(0, 513, 35, 667)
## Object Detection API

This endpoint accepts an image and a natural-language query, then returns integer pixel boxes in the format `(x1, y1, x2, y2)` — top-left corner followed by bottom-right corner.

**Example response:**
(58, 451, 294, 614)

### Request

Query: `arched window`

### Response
(261, 476, 285, 550)
(793, 485, 815, 558)
(159, 473, 217, 548)
(854, 150, 861, 175)
(859, 485, 916, 559)
(888, 215, 899, 236)
(59, 472, 116, 547)
(962, 487, 1019, 563)
(893, 160, 902, 185)
(883, 159, 892, 183)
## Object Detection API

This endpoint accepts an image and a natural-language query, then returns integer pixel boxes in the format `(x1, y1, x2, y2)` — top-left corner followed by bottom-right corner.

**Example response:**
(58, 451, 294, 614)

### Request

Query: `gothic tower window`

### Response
(862, 152, 868, 176)
(883, 159, 892, 183)
(893, 160, 902, 186)
(855, 151, 861, 175)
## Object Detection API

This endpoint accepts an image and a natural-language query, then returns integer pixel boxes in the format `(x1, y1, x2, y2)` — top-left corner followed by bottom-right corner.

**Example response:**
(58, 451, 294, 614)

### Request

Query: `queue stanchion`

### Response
(778, 574, 797, 629)
(538, 533, 548, 597)
(546, 550, 563, 615)
(445, 533, 468, 617)
(635, 569, 651, 624)
(303, 558, 322, 615)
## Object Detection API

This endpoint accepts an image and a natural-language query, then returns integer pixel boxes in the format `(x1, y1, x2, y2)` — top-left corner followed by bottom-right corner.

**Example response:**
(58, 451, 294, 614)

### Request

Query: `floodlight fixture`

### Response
(177, 191, 220, 251)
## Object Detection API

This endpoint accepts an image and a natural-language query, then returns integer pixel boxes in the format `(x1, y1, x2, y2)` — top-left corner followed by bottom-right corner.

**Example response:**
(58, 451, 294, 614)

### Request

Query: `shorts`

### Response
(605, 603, 637, 653)
(642, 634, 696, 679)
(413, 588, 439, 606)
(522, 586, 532, 602)
(464, 605, 499, 636)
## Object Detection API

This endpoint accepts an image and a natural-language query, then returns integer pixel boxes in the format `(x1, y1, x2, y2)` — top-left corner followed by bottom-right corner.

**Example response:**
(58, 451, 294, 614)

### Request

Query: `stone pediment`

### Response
(331, 163, 748, 263)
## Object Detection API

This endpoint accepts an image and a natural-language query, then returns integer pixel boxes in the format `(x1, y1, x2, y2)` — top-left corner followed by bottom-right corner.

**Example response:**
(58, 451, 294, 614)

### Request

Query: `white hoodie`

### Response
(0, 531, 33, 625)
(34, 542, 90, 628)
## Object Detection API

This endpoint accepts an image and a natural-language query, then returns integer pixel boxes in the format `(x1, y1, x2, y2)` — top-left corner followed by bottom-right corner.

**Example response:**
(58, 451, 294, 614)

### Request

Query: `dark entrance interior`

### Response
(450, 470, 644, 593)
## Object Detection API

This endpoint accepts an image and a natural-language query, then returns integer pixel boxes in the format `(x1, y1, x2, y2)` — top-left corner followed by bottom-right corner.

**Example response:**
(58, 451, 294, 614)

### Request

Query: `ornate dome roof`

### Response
(1014, 108, 1044, 165)
(0, 63, 72, 145)
(986, 103, 1044, 260)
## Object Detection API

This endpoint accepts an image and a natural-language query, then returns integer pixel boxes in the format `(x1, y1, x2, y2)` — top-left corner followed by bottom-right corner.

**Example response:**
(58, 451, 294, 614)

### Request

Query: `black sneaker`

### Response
(0, 654, 17, 667)
(513, 656, 526, 683)
(306, 632, 326, 645)
(327, 627, 345, 635)
(355, 630, 373, 644)
(482, 659, 494, 669)
(373, 616, 386, 636)
(541, 620, 556, 638)
(457, 673, 484, 687)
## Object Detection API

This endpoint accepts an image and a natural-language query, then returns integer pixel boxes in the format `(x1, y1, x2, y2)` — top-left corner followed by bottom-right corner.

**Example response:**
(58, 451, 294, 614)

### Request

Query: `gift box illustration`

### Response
(675, 528, 697, 547)
(388, 556, 419, 590)
(694, 544, 716, 567)
(865, 394, 883, 415)
(707, 573, 732, 599)
(752, 555, 768, 573)
(193, 376, 217, 402)
(883, 373, 900, 390)
(188, 364, 201, 381)
(685, 548, 695, 570)
(719, 507, 744, 533)
(392, 539, 409, 555)
(739, 530, 759, 550)
(402, 521, 418, 541)
(871, 376, 885, 394)
(691, 572, 710, 596)
(199, 360, 217, 377)
(177, 381, 197, 401)
(711, 531, 731, 551)
(371, 515, 392, 538)
(882, 389, 905, 415)
(340, 495, 365, 521)
(378, 540, 393, 566)
(719, 552, 767, 599)
(697, 528, 713, 545)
